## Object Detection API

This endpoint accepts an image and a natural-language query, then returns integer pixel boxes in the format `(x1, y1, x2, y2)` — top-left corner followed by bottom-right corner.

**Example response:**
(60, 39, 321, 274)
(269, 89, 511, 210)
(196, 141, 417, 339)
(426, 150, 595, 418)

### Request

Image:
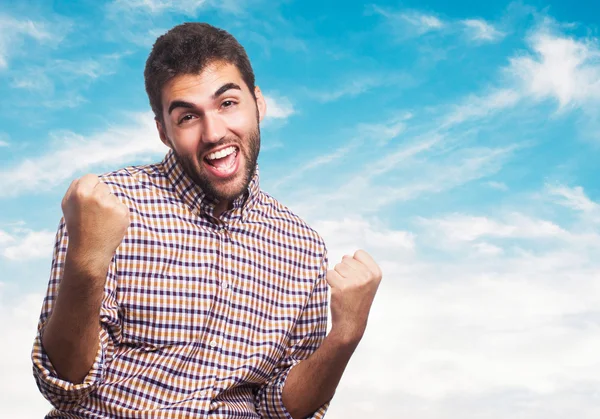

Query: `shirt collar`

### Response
(160, 149, 260, 219)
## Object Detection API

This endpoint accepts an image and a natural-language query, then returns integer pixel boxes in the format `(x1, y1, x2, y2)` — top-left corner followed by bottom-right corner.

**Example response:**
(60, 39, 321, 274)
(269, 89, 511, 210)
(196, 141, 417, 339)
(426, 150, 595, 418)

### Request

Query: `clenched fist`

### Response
(326, 250, 382, 344)
(61, 174, 130, 274)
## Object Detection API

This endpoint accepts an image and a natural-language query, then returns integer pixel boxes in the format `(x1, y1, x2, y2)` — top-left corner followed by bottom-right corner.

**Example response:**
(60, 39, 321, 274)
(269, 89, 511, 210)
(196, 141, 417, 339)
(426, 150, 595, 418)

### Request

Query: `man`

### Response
(32, 23, 382, 418)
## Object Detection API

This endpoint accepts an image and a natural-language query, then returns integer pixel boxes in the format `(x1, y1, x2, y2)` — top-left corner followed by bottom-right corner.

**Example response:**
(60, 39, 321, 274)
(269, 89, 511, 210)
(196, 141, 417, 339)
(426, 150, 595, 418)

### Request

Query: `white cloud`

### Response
(547, 184, 600, 215)
(314, 193, 600, 418)
(418, 212, 568, 243)
(1, 229, 55, 261)
(441, 89, 521, 128)
(0, 112, 167, 197)
(0, 230, 15, 246)
(110, 0, 208, 14)
(311, 77, 389, 103)
(462, 19, 505, 42)
(370, 6, 445, 38)
(0, 14, 69, 69)
(108, 0, 249, 16)
(472, 241, 504, 255)
(312, 216, 415, 264)
(400, 11, 445, 34)
(486, 181, 509, 191)
(9, 54, 126, 108)
(354, 114, 411, 146)
(272, 140, 360, 189)
(0, 285, 52, 418)
(263, 94, 295, 120)
(296, 141, 518, 218)
(508, 30, 600, 108)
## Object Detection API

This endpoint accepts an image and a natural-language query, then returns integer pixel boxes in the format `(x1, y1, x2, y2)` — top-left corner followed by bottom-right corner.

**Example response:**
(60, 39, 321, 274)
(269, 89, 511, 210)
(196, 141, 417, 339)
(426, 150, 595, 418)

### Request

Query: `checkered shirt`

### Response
(31, 150, 330, 418)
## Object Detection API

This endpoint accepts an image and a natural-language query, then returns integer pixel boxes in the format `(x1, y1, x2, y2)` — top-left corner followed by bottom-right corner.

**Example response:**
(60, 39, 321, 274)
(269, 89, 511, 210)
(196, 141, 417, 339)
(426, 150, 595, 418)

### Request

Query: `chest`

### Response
(114, 206, 313, 351)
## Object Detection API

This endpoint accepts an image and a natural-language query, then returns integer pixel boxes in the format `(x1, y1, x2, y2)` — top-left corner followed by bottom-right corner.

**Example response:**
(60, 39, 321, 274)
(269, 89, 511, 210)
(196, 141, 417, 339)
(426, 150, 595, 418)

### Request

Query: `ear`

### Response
(254, 86, 267, 123)
(155, 118, 172, 149)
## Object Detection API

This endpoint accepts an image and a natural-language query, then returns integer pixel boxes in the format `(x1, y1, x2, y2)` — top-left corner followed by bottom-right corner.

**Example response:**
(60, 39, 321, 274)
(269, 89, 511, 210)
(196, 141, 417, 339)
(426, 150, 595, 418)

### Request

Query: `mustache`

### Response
(201, 138, 242, 156)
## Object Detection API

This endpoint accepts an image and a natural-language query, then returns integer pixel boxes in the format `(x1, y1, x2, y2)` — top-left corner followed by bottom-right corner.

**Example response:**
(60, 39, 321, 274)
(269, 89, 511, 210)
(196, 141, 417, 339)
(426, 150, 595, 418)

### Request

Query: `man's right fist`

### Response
(61, 174, 130, 270)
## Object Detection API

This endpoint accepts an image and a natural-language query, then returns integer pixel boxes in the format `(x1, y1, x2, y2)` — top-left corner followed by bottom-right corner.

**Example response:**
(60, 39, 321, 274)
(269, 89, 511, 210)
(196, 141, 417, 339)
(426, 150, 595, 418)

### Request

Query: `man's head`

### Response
(144, 23, 266, 208)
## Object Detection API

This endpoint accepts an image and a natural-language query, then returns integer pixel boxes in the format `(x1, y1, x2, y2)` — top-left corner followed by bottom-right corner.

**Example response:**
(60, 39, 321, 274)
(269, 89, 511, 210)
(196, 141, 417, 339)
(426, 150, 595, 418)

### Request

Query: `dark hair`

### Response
(144, 22, 256, 122)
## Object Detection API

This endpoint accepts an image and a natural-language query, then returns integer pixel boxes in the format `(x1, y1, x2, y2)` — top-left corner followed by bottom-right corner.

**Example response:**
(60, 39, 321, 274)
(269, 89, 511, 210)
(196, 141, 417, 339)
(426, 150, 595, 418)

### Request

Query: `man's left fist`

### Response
(326, 249, 383, 344)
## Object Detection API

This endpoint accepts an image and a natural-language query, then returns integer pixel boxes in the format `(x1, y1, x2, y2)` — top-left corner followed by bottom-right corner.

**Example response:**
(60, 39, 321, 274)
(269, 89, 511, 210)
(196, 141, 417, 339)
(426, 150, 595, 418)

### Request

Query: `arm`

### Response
(41, 247, 110, 384)
(282, 250, 383, 419)
(281, 330, 357, 419)
(254, 253, 330, 419)
(31, 175, 129, 408)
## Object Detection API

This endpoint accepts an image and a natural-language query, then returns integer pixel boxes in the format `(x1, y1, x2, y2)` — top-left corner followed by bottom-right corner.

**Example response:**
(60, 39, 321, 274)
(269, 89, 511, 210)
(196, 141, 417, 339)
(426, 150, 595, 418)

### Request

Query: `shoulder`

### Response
(254, 191, 327, 257)
(98, 161, 163, 203)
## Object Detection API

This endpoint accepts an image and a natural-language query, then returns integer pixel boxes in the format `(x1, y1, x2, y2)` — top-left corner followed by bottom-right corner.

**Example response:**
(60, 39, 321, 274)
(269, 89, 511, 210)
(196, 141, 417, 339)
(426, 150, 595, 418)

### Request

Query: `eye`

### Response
(221, 100, 236, 108)
(178, 114, 196, 124)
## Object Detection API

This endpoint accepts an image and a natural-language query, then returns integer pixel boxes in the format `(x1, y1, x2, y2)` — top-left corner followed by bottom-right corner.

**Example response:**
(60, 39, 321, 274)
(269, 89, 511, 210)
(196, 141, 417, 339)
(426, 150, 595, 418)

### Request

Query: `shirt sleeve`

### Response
(31, 218, 122, 410)
(255, 250, 330, 419)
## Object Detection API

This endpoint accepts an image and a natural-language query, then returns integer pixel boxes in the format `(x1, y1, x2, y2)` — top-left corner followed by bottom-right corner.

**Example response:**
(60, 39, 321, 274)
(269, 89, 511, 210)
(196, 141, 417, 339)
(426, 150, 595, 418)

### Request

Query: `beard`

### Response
(172, 123, 261, 204)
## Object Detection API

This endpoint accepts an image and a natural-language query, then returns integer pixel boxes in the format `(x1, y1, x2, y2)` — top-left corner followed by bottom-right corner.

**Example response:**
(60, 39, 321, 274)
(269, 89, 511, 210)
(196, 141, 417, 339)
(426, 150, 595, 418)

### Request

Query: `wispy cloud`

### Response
(486, 181, 509, 191)
(418, 212, 569, 243)
(272, 140, 361, 189)
(461, 18, 506, 42)
(308, 74, 415, 103)
(0, 14, 70, 69)
(370, 6, 506, 46)
(108, 0, 252, 16)
(547, 184, 600, 222)
(369, 5, 445, 39)
(310, 77, 386, 103)
(263, 94, 295, 120)
(109, 0, 208, 15)
(0, 112, 167, 197)
(354, 113, 411, 147)
(9, 53, 126, 107)
(441, 88, 521, 128)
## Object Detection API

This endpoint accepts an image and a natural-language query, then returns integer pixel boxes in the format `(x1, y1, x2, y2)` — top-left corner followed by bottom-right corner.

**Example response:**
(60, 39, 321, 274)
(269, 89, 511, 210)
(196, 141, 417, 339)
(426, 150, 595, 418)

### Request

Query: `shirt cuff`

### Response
(31, 328, 106, 410)
(256, 358, 330, 419)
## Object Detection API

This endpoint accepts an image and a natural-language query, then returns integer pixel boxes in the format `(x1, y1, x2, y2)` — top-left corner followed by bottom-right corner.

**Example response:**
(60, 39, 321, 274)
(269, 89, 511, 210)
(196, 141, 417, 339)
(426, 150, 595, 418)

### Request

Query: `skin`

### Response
(41, 61, 383, 419)
(282, 250, 382, 418)
(41, 174, 130, 383)
(155, 61, 265, 218)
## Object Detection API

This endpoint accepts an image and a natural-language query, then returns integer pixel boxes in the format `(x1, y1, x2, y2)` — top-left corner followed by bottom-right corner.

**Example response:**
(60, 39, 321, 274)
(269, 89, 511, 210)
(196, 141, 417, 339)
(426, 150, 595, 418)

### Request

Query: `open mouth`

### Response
(203, 145, 240, 178)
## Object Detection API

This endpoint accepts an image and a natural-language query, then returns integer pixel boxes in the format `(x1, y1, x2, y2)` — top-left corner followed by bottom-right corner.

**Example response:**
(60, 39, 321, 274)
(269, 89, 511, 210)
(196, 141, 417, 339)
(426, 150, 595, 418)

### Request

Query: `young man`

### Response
(32, 23, 382, 419)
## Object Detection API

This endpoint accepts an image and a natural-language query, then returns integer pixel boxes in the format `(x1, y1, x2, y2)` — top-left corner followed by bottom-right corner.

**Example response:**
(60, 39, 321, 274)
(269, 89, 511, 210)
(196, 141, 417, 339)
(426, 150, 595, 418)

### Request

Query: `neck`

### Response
(213, 199, 232, 219)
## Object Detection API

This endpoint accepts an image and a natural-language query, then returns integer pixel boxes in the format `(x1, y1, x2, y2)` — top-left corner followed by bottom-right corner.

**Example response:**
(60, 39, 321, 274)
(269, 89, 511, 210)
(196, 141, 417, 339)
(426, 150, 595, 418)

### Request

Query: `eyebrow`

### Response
(167, 82, 243, 115)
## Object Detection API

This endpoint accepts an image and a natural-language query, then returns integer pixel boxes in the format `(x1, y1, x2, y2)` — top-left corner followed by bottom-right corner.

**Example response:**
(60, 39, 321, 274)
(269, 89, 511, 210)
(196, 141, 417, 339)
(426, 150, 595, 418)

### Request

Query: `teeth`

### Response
(206, 146, 236, 161)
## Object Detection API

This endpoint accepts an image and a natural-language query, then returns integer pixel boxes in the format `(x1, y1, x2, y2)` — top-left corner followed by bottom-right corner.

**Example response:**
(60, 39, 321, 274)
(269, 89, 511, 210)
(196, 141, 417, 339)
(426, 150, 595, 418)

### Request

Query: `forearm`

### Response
(41, 250, 108, 384)
(282, 329, 360, 419)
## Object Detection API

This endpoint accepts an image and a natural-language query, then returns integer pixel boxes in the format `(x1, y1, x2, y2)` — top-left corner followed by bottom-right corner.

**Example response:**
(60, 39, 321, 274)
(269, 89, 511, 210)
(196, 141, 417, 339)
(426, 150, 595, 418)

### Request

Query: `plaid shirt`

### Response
(32, 150, 330, 419)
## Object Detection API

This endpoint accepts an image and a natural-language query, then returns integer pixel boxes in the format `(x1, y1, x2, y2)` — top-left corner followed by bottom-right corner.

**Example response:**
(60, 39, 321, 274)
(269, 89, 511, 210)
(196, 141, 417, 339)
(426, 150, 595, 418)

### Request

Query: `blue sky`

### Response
(2, 0, 600, 417)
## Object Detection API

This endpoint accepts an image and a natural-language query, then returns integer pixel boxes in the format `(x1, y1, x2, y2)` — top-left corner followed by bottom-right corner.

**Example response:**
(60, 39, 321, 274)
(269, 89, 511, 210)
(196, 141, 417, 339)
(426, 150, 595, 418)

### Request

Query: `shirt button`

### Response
(222, 281, 229, 290)
(209, 340, 218, 348)
(200, 390, 207, 396)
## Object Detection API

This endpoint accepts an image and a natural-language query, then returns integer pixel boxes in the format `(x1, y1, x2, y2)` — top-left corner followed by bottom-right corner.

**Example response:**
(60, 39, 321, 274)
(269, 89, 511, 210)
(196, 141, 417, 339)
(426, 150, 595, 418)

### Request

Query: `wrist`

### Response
(65, 246, 112, 282)
(327, 325, 364, 350)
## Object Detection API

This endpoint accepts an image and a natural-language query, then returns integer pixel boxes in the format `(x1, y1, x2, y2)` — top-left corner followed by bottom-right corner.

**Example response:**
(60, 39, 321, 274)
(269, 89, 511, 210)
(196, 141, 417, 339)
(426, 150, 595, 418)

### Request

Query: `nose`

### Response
(202, 111, 226, 144)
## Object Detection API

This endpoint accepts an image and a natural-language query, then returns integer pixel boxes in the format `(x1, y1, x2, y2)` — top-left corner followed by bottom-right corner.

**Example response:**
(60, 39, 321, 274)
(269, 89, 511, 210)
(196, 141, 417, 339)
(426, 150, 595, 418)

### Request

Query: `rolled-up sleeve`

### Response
(31, 218, 122, 410)
(255, 251, 330, 419)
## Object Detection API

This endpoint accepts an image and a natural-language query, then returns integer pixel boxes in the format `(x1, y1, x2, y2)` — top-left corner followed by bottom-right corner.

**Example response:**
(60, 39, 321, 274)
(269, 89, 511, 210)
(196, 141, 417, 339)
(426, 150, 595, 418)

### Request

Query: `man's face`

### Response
(156, 61, 266, 204)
